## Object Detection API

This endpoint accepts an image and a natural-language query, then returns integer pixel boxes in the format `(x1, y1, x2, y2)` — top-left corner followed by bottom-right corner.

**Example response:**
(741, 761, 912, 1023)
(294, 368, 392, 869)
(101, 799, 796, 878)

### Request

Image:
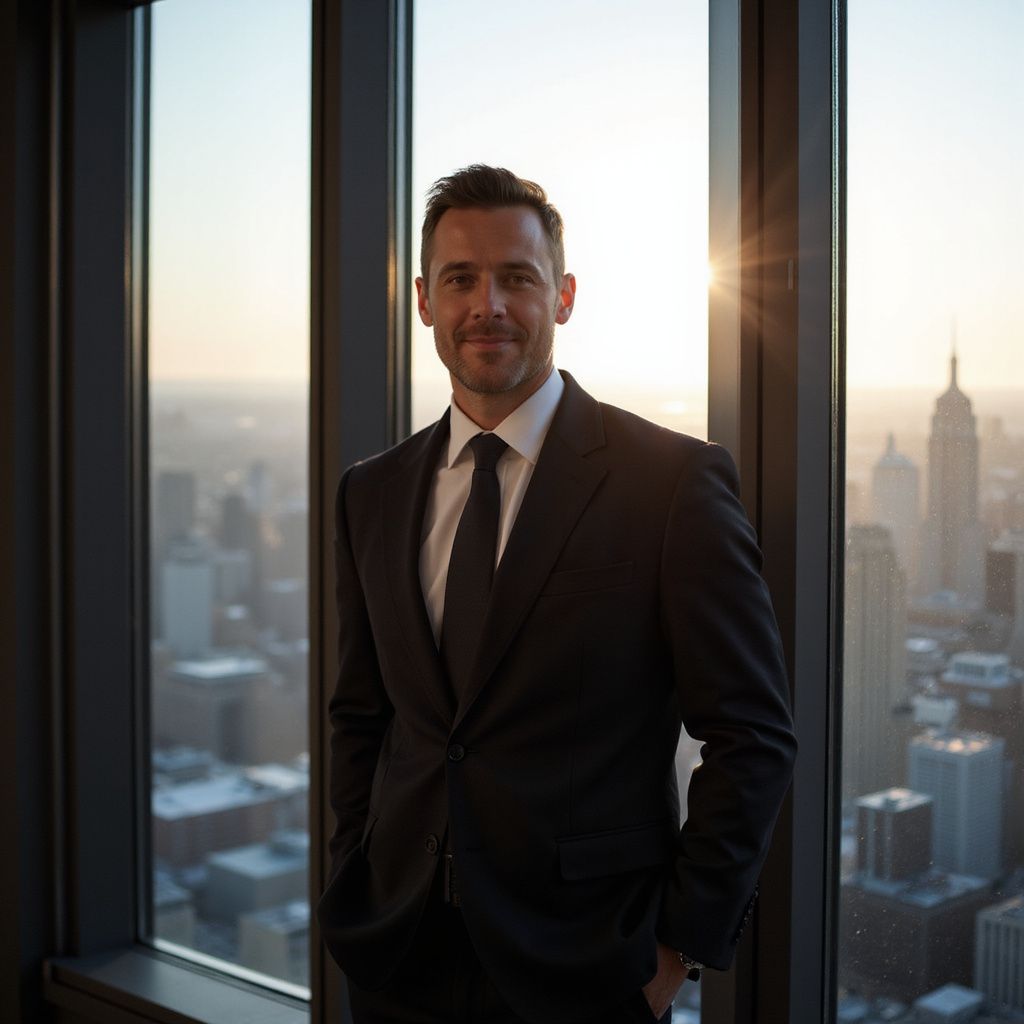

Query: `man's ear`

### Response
(415, 277, 433, 327)
(555, 273, 576, 325)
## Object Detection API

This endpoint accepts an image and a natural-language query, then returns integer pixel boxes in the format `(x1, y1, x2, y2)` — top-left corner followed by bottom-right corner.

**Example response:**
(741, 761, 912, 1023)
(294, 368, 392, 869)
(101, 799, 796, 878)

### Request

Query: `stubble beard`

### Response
(437, 326, 554, 396)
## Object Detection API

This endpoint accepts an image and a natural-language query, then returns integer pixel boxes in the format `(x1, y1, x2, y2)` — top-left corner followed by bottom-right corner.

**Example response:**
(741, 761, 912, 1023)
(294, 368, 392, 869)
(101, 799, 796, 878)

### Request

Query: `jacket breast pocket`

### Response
(557, 818, 676, 881)
(540, 560, 634, 597)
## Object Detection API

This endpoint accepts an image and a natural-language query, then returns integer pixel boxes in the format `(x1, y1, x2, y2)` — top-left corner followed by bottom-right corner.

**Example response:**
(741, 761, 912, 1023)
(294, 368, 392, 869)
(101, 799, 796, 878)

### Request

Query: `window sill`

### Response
(43, 947, 309, 1024)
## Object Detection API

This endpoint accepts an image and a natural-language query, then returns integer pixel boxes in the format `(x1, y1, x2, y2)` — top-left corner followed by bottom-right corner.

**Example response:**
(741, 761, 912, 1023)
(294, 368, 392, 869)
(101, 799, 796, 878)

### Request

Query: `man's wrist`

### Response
(675, 952, 704, 980)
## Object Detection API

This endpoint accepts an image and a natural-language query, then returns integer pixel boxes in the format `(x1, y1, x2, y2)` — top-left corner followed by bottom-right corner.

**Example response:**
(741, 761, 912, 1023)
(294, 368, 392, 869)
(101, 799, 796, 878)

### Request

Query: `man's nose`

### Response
(471, 278, 506, 319)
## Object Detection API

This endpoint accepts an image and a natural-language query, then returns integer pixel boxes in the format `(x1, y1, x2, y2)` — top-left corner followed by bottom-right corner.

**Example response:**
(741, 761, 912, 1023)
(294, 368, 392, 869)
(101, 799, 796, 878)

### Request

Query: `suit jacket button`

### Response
(425, 834, 439, 855)
(447, 744, 465, 762)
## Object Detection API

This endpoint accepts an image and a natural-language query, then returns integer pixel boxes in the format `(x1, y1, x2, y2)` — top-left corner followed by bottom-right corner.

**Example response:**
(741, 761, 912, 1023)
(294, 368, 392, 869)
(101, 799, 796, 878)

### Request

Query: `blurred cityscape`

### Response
(146, 347, 1024, 1019)
(149, 382, 310, 988)
(839, 352, 1024, 1023)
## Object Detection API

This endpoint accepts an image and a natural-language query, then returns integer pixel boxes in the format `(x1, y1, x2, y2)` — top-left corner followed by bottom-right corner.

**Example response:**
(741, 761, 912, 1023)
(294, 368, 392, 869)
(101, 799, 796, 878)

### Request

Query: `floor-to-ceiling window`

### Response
(412, 5, 709, 1019)
(145, 0, 312, 996)
(838, 2, 1024, 1018)
(411, 0, 710, 442)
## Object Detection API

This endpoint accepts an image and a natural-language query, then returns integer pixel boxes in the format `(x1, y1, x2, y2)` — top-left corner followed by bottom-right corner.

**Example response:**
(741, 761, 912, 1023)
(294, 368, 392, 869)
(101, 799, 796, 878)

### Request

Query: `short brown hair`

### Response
(420, 165, 565, 284)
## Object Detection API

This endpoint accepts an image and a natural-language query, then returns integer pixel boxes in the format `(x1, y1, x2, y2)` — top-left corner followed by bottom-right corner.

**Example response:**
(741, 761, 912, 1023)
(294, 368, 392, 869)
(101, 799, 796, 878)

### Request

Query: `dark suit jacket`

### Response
(317, 371, 797, 1023)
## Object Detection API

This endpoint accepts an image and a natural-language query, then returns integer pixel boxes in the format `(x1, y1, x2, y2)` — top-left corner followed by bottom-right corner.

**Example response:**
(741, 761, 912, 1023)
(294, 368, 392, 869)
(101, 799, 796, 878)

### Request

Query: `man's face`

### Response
(416, 206, 575, 406)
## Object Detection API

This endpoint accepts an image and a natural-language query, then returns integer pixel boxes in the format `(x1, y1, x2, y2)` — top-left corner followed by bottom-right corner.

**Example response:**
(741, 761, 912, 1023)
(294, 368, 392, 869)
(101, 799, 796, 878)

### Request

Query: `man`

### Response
(317, 165, 797, 1023)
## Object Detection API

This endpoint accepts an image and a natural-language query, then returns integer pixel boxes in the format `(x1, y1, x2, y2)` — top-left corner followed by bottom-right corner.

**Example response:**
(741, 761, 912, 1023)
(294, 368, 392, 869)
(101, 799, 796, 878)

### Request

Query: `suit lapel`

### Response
(453, 373, 607, 730)
(381, 411, 456, 724)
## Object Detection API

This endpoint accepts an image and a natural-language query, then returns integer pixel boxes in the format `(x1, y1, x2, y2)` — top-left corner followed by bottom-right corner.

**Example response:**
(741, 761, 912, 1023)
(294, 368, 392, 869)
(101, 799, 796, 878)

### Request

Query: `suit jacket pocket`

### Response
(540, 560, 634, 597)
(557, 818, 676, 881)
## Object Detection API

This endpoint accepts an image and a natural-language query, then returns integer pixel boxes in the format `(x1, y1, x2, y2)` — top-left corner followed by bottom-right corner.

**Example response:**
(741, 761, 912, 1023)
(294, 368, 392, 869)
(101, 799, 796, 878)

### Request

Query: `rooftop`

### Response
(170, 654, 268, 683)
(913, 982, 984, 1015)
(978, 895, 1024, 923)
(851, 867, 990, 908)
(241, 899, 310, 935)
(153, 768, 306, 820)
(857, 788, 932, 814)
(207, 831, 309, 880)
(943, 651, 1013, 688)
(911, 729, 1004, 757)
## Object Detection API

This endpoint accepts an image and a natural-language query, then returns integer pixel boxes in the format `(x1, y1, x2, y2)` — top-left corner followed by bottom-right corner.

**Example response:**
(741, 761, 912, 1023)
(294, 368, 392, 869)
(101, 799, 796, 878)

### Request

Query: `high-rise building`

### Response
(161, 539, 214, 658)
(856, 788, 933, 882)
(938, 652, 1016, 714)
(153, 655, 306, 766)
(153, 655, 271, 764)
(975, 896, 1024, 1014)
(151, 763, 307, 869)
(839, 868, 991, 1003)
(919, 353, 984, 601)
(843, 524, 908, 800)
(154, 470, 196, 558)
(908, 729, 1005, 880)
(987, 529, 1024, 665)
(872, 433, 920, 584)
(202, 829, 308, 923)
(220, 491, 257, 551)
(239, 900, 309, 986)
(938, 650, 1024, 873)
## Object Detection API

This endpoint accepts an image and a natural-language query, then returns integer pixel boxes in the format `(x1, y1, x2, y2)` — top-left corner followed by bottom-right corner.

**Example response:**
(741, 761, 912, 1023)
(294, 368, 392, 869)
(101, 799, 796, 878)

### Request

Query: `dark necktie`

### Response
(441, 432, 508, 701)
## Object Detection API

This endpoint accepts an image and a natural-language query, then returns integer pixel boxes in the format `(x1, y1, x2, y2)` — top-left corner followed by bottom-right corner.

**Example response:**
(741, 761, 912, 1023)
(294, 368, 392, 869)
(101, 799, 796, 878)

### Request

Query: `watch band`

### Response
(676, 952, 704, 980)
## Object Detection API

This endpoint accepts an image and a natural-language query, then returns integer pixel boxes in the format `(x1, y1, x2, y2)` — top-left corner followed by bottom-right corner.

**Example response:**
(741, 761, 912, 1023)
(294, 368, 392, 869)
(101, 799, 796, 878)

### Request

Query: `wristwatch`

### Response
(676, 952, 704, 981)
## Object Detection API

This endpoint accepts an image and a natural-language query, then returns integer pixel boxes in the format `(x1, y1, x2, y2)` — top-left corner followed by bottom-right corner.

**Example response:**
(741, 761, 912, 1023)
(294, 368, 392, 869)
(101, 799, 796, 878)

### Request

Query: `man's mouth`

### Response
(456, 326, 525, 346)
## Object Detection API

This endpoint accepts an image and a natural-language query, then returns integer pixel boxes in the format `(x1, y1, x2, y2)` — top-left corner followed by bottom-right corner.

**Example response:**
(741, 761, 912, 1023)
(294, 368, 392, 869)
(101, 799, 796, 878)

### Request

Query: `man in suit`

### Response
(317, 165, 797, 1023)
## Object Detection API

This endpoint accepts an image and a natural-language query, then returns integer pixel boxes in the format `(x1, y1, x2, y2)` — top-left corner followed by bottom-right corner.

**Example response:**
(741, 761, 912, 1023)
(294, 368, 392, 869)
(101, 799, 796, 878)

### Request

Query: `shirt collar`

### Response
(446, 367, 565, 469)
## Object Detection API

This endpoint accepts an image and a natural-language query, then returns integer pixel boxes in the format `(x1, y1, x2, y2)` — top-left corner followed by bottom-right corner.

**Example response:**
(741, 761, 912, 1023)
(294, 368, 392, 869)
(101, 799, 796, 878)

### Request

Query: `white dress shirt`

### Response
(418, 368, 565, 646)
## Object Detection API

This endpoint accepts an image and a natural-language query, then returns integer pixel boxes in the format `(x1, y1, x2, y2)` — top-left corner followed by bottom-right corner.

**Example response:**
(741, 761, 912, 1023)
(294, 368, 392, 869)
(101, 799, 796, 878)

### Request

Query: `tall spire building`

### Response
(918, 352, 984, 601)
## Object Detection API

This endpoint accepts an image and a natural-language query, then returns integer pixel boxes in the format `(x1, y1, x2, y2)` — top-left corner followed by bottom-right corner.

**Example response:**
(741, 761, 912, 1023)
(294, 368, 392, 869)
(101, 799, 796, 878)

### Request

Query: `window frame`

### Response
(706, 0, 843, 1021)
(30, 1, 411, 1022)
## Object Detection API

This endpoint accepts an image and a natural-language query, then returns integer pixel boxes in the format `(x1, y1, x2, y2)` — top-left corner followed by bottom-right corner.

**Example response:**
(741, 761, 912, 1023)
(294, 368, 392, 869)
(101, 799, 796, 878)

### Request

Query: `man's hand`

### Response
(642, 942, 689, 1018)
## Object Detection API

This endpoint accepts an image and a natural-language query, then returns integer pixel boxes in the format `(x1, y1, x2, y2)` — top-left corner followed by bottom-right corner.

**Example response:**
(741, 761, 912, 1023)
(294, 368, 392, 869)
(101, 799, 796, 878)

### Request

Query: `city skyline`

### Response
(143, 0, 1024, 1016)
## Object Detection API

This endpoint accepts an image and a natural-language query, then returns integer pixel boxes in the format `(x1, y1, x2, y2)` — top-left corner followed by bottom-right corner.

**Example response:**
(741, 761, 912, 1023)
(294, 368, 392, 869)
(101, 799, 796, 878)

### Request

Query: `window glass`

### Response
(839, 3, 1024, 1019)
(413, 4, 707, 1020)
(146, 0, 311, 996)
(411, 0, 710, 446)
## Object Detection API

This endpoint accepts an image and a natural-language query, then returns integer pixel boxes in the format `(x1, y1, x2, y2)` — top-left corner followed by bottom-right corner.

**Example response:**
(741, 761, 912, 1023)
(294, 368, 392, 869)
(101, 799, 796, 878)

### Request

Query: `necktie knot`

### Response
(469, 433, 508, 473)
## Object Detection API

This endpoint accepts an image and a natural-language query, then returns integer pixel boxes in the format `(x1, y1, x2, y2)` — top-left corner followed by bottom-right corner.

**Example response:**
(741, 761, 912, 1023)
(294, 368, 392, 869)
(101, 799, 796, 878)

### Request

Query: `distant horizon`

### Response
(149, 377, 1024, 398)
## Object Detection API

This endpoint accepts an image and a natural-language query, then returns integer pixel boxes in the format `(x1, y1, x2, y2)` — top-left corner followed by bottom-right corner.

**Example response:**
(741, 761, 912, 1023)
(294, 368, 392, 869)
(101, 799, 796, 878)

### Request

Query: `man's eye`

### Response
(446, 275, 471, 286)
(508, 274, 533, 285)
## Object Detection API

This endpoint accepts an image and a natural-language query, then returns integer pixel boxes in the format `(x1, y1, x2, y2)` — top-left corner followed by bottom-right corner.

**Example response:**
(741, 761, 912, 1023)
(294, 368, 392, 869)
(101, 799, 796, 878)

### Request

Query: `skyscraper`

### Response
(872, 433, 920, 584)
(975, 896, 1024, 1014)
(154, 470, 196, 559)
(908, 729, 1005, 880)
(856, 788, 933, 882)
(919, 353, 984, 601)
(844, 524, 908, 800)
(161, 538, 214, 658)
(936, 649, 1023, 866)
(987, 528, 1024, 665)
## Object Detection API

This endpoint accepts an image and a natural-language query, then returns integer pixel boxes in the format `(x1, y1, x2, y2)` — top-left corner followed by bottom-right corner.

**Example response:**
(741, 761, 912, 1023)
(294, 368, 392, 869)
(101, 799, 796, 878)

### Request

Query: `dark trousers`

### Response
(347, 872, 671, 1024)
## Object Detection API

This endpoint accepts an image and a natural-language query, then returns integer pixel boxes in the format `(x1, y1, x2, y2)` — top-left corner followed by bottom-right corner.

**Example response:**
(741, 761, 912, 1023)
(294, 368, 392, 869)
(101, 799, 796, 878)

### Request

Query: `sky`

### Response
(147, 0, 1024, 414)
(148, 0, 311, 385)
(846, 0, 1024, 393)
(410, 0, 709, 428)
